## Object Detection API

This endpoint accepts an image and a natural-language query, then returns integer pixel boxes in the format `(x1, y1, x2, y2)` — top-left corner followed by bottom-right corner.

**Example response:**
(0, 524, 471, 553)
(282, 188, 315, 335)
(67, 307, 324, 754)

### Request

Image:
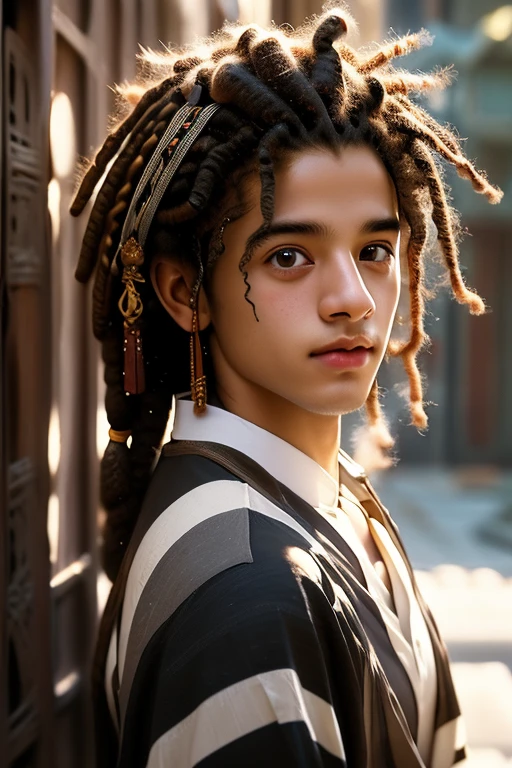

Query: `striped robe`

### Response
(93, 440, 467, 768)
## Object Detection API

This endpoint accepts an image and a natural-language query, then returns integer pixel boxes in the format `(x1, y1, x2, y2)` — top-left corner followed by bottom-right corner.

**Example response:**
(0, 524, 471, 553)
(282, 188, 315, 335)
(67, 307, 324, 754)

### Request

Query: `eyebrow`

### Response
(244, 216, 400, 256)
(360, 217, 400, 235)
(244, 220, 330, 254)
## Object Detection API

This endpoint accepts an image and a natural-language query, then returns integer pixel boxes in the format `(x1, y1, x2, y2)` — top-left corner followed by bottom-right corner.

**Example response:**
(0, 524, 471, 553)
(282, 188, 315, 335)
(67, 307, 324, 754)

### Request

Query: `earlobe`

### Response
(150, 256, 211, 332)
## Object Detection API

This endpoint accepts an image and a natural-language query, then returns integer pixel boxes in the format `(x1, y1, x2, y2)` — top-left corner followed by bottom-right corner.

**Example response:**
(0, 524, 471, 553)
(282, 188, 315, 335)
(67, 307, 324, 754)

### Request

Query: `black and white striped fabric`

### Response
(97, 401, 467, 768)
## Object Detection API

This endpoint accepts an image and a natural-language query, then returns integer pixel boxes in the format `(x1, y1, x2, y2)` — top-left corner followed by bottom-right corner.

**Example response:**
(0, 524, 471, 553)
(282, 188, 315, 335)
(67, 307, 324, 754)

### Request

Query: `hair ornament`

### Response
(114, 96, 221, 395)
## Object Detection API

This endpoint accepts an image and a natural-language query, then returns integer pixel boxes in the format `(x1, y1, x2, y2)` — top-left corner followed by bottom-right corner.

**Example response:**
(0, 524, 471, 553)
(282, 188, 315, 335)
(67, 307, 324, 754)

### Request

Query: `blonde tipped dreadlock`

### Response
(73, 6, 502, 580)
(358, 30, 430, 74)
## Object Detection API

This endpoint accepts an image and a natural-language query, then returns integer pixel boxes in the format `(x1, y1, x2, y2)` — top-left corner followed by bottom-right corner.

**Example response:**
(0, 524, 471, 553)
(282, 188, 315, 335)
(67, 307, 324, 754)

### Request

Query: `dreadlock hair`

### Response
(72, 8, 502, 581)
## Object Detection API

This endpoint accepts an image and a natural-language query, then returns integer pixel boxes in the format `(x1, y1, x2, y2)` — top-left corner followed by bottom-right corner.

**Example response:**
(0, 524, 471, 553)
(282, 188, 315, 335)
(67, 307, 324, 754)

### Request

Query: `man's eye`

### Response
(268, 249, 310, 269)
(359, 244, 393, 262)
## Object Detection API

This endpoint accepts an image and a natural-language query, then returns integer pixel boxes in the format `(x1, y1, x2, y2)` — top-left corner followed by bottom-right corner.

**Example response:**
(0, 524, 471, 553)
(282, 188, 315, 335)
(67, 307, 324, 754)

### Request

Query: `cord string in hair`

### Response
(116, 102, 221, 261)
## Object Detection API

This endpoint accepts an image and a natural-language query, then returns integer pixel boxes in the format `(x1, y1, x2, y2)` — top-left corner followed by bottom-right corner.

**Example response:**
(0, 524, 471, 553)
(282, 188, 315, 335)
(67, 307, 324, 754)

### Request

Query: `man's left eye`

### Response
(268, 249, 310, 268)
(359, 245, 392, 262)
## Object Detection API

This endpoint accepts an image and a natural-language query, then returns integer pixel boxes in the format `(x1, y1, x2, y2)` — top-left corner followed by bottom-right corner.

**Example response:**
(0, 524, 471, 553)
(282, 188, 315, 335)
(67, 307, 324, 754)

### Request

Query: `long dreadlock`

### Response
(72, 8, 502, 581)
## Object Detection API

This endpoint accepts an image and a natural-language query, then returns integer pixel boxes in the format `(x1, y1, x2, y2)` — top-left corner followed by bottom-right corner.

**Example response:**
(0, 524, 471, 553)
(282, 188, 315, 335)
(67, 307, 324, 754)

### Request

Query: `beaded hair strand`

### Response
(73, 7, 502, 580)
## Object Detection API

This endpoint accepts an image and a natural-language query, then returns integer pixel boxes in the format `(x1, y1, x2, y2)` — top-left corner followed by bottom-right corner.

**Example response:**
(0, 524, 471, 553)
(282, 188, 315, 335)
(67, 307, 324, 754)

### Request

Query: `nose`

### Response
(318, 251, 376, 322)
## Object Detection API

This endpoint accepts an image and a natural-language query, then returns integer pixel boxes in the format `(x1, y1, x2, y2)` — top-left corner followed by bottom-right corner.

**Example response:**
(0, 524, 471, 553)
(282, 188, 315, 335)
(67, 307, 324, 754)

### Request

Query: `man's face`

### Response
(207, 145, 401, 416)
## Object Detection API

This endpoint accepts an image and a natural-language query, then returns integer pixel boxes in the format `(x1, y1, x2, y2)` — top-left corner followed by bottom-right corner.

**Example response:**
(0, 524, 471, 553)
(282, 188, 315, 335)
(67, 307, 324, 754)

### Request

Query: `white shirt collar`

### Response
(170, 397, 340, 510)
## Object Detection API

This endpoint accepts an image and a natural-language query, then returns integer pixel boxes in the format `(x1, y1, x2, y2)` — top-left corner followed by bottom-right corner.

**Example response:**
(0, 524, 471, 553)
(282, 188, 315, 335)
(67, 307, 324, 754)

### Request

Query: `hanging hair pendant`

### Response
(108, 104, 220, 398)
(118, 237, 146, 395)
(190, 298, 207, 413)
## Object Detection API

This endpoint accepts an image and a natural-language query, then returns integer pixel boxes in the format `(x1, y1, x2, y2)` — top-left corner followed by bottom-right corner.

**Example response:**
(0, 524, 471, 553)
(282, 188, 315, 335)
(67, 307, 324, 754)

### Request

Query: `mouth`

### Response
(310, 343, 374, 370)
(310, 336, 375, 356)
(310, 344, 373, 355)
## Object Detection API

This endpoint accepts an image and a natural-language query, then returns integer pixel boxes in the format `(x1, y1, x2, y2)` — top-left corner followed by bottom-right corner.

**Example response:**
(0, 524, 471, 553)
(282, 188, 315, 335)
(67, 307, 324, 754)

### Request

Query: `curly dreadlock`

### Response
(72, 8, 502, 581)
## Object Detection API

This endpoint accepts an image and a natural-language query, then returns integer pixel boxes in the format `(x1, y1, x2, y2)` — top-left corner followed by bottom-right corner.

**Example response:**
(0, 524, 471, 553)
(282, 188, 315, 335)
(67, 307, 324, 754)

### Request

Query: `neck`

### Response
(215, 381, 341, 481)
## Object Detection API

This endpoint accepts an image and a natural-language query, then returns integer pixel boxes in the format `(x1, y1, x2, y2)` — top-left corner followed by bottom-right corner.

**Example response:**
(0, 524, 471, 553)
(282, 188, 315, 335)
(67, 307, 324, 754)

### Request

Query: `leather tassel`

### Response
(118, 237, 146, 396)
(123, 324, 145, 395)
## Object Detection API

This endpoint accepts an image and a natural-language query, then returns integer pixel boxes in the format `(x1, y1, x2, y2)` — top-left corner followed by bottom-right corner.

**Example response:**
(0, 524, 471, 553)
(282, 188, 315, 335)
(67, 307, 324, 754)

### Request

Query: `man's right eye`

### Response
(268, 249, 311, 269)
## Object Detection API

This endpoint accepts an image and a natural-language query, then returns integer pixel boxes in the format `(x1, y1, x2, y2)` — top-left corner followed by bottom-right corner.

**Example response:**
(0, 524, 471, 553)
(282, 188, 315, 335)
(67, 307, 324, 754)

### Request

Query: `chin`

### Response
(320, 380, 376, 414)
(284, 389, 372, 418)
(308, 403, 366, 418)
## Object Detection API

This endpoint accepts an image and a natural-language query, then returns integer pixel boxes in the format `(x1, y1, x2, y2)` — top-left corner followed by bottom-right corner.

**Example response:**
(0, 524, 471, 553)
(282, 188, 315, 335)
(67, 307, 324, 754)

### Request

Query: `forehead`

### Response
(219, 144, 400, 260)
(272, 145, 399, 223)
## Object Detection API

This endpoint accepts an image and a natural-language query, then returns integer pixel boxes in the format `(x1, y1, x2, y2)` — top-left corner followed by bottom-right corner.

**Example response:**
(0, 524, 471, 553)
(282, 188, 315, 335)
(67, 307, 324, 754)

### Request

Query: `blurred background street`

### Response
(375, 467, 512, 765)
(1, 0, 511, 766)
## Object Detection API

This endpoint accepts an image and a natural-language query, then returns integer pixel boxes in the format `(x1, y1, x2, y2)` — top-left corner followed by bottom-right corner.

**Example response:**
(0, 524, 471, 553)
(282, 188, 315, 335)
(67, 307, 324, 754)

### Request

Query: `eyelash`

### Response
(266, 244, 394, 270)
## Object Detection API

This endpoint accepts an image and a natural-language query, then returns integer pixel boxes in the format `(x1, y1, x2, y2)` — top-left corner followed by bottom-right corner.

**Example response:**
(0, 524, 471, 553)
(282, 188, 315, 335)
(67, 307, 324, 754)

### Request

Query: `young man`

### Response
(72, 9, 501, 767)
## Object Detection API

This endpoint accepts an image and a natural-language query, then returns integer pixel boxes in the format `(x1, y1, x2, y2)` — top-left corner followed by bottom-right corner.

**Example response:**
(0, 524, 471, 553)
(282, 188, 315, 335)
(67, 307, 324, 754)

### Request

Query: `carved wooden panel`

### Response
(5, 30, 42, 289)
(6, 458, 39, 764)
(2, 20, 54, 768)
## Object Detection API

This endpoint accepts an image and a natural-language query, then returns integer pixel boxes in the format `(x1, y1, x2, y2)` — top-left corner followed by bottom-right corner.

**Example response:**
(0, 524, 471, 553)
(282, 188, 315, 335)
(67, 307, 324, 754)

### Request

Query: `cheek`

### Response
(387, 272, 401, 313)
(253, 281, 306, 323)
(392, 268, 401, 314)
(373, 267, 400, 312)
(375, 278, 401, 347)
(210, 278, 311, 379)
(214, 269, 306, 333)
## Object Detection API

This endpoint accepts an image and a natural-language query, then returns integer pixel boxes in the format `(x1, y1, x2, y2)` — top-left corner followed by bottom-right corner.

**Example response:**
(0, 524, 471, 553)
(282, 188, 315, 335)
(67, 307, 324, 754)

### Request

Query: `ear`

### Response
(150, 255, 211, 332)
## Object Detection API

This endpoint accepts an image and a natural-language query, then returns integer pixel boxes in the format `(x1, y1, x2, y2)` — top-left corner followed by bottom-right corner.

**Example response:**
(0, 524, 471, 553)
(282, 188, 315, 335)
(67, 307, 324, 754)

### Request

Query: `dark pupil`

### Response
(361, 246, 377, 261)
(275, 249, 296, 267)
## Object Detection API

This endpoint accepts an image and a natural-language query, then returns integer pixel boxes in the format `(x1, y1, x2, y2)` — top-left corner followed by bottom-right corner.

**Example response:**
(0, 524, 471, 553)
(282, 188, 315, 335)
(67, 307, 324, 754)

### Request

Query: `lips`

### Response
(311, 346, 372, 370)
(311, 345, 370, 355)
(310, 336, 374, 356)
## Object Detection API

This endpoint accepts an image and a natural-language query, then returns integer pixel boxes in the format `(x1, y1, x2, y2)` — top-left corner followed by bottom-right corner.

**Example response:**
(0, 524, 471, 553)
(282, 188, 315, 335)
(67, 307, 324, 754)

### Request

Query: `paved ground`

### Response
(374, 466, 512, 765)
(373, 466, 512, 576)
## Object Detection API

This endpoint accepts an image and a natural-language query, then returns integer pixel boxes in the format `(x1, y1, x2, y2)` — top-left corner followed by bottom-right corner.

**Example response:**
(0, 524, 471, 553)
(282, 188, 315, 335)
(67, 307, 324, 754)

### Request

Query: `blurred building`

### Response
(382, 0, 512, 466)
